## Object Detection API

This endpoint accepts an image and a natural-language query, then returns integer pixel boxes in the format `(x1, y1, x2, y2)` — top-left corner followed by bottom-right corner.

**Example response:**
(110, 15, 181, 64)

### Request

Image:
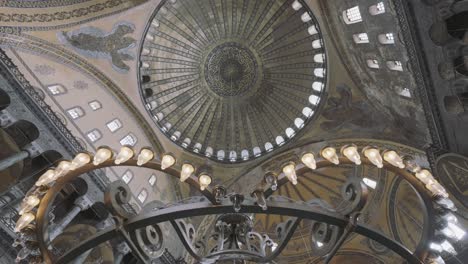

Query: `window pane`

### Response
(120, 133, 137, 146)
(122, 170, 133, 184)
(138, 189, 148, 203)
(87, 129, 101, 142)
(89, 101, 102, 111)
(149, 175, 157, 186)
(107, 119, 122, 132)
(67, 107, 84, 119)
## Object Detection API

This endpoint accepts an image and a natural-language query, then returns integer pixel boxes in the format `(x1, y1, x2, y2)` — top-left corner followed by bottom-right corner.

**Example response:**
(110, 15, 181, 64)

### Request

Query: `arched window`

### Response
(276, 136, 285, 146)
(309, 95, 320, 105)
(171, 131, 181, 141)
(312, 82, 324, 92)
(369, 2, 385, 16)
(205, 147, 213, 157)
(146, 100, 157, 110)
(265, 142, 274, 152)
(193, 143, 202, 153)
(138, 189, 148, 203)
(241, 150, 249, 160)
(314, 68, 325, 78)
(67, 107, 84, 119)
(353, 33, 369, 44)
(308, 25, 318, 35)
(343, 6, 362, 24)
(386, 60, 403, 71)
(312, 39, 322, 49)
(396, 87, 412, 98)
(378, 33, 395, 44)
(122, 170, 134, 184)
(301, 12, 312, 22)
(87, 129, 102, 142)
(229, 151, 237, 162)
(292, 0, 302, 11)
(285, 127, 295, 138)
(107, 118, 122, 132)
(120, 133, 137, 146)
(302, 107, 314, 118)
(217, 150, 225, 160)
(149, 174, 157, 186)
(253, 147, 262, 157)
(88, 100, 102, 111)
(47, 84, 67, 95)
(294, 118, 305, 129)
(182, 138, 191, 148)
(314, 53, 325, 63)
(367, 59, 380, 69)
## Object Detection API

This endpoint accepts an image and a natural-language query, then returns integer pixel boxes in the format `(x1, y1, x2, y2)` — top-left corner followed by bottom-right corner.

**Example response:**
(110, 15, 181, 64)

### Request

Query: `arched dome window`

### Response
(285, 128, 295, 138)
(276, 136, 285, 146)
(265, 142, 274, 152)
(217, 150, 225, 161)
(294, 118, 305, 129)
(241, 150, 249, 160)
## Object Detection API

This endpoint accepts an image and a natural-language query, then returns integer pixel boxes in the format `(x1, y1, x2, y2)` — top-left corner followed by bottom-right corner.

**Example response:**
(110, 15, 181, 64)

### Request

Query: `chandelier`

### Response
(12, 143, 462, 264)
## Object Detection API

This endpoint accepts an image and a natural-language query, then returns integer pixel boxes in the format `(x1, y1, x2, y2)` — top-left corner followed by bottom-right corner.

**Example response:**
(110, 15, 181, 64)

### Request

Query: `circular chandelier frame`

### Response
(14, 143, 458, 264)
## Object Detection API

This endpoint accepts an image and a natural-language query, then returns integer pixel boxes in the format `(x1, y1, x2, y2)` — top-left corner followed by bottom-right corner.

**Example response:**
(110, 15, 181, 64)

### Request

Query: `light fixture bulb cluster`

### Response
(199, 174, 212, 191)
(180, 164, 195, 182)
(341, 145, 361, 165)
(301, 153, 317, 169)
(18, 195, 40, 215)
(14, 213, 35, 232)
(115, 146, 134, 165)
(93, 148, 113, 165)
(282, 163, 298, 185)
(321, 147, 339, 165)
(161, 154, 176, 170)
(70, 153, 91, 170)
(137, 149, 154, 166)
(383, 150, 405, 168)
(363, 147, 383, 168)
(35, 170, 57, 186)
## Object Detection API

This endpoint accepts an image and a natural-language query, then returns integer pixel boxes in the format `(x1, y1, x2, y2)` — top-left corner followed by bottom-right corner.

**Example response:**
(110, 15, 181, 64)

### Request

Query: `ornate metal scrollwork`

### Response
(336, 176, 369, 216)
(103, 180, 135, 219)
(310, 221, 342, 255)
(129, 224, 165, 259)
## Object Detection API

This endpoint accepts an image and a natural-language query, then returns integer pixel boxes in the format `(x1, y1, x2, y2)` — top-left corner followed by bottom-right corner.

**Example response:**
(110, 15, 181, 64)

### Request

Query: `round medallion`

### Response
(205, 42, 258, 97)
(139, 0, 327, 162)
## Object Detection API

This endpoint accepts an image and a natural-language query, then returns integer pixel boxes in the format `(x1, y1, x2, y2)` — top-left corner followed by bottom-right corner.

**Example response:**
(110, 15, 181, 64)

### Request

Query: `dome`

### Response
(139, 0, 327, 162)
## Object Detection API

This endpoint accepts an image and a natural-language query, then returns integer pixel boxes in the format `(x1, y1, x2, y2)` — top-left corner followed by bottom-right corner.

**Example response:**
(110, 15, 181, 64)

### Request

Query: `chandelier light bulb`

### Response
(19, 195, 40, 215)
(426, 182, 448, 198)
(363, 148, 383, 168)
(161, 154, 176, 170)
(301, 153, 317, 169)
(415, 169, 434, 185)
(342, 145, 361, 165)
(115, 146, 134, 165)
(35, 169, 57, 186)
(283, 163, 298, 185)
(383, 150, 405, 169)
(199, 174, 212, 191)
(70, 153, 91, 170)
(14, 213, 35, 232)
(321, 147, 339, 165)
(180, 164, 195, 182)
(93, 148, 113, 165)
(137, 149, 154, 166)
(55, 160, 72, 177)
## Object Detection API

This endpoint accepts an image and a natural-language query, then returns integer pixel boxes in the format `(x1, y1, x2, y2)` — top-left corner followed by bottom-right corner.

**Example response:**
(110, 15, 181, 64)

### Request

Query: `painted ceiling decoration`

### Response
(140, 0, 327, 163)
(0, 0, 466, 263)
(58, 21, 137, 72)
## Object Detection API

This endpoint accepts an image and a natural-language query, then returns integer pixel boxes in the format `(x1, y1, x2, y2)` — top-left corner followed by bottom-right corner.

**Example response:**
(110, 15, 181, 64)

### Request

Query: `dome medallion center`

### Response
(204, 42, 258, 97)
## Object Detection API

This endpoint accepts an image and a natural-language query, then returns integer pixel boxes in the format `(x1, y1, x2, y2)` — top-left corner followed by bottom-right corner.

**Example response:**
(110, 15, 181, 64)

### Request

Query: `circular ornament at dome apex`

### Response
(139, 0, 327, 163)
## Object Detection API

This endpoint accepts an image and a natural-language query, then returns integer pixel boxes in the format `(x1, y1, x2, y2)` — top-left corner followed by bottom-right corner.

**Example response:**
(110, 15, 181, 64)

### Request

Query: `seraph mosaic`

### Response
(58, 21, 136, 73)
